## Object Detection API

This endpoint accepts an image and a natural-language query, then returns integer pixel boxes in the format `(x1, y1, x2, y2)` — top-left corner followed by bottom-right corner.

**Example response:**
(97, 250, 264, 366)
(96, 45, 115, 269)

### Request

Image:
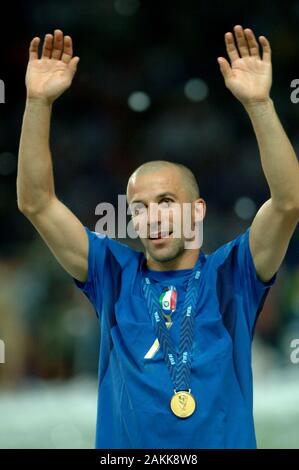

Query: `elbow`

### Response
(17, 200, 38, 216)
(17, 188, 55, 216)
(272, 199, 299, 218)
(17, 198, 27, 214)
(17, 194, 56, 217)
(16, 189, 35, 215)
(284, 201, 299, 216)
(17, 198, 47, 217)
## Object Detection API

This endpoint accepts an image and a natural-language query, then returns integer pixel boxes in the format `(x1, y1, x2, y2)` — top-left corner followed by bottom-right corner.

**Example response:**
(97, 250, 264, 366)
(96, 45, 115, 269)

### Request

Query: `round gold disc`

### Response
(170, 390, 196, 418)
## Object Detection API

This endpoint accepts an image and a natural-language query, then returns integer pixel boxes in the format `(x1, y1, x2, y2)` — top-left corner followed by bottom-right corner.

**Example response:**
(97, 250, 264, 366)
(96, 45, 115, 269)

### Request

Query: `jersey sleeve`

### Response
(73, 227, 109, 318)
(234, 226, 278, 334)
(212, 226, 278, 339)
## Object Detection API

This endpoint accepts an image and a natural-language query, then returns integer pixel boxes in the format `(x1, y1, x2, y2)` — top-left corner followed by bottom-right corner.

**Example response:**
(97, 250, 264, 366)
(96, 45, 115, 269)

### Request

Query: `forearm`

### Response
(245, 98, 299, 211)
(17, 98, 56, 214)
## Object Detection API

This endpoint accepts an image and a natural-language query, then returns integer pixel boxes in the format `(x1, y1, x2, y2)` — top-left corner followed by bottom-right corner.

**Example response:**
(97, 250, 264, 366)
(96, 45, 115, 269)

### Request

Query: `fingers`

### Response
(233, 25, 249, 57)
(42, 34, 53, 59)
(33, 30, 76, 64)
(217, 57, 232, 81)
(69, 56, 80, 76)
(225, 32, 240, 62)
(224, 25, 271, 63)
(29, 37, 40, 61)
(259, 35, 271, 63)
(244, 28, 259, 57)
(51, 29, 64, 60)
(61, 35, 73, 64)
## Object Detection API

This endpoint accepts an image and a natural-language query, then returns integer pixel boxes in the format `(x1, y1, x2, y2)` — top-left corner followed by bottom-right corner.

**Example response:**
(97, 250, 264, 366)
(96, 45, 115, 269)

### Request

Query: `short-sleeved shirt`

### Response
(74, 227, 277, 449)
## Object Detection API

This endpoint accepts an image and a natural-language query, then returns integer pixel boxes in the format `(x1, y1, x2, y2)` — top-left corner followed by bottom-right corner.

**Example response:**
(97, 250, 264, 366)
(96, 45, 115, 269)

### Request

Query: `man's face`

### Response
(127, 167, 204, 264)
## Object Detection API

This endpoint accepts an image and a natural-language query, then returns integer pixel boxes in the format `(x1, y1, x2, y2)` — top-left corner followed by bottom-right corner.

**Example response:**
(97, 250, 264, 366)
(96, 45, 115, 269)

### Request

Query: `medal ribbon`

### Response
(142, 253, 205, 392)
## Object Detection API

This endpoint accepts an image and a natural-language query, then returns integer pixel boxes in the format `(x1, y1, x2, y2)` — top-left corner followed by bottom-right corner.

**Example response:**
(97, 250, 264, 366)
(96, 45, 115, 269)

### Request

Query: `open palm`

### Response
(218, 25, 272, 105)
(26, 29, 79, 103)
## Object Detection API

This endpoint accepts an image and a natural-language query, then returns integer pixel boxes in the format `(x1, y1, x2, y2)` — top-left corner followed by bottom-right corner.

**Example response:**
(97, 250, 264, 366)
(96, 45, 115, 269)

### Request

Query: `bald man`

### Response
(17, 27, 299, 449)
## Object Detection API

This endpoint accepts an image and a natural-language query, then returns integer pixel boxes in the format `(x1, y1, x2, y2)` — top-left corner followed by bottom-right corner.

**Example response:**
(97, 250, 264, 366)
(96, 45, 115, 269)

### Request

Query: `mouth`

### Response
(148, 231, 173, 242)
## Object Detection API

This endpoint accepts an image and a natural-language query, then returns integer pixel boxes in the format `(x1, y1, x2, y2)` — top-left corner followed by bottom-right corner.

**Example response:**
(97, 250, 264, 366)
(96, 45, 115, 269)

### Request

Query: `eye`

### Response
(129, 202, 147, 217)
(159, 198, 174, 207)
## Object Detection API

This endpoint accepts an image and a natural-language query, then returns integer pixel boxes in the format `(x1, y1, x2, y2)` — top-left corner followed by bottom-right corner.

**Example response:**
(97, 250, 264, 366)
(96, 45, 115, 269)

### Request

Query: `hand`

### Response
(26, 29, 80, 104)
(217, 25, 272, 107)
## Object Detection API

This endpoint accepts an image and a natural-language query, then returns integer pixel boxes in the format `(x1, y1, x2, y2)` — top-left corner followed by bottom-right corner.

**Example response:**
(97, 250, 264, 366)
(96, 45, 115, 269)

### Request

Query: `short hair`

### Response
(127, 160, 200, 200)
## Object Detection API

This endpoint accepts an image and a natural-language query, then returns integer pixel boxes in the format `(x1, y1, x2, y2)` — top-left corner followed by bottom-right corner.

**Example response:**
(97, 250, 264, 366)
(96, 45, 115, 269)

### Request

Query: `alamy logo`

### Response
(0, 80, 5, 103)
(0, 339, 5, 363)
(290, 339, 299, 364)
(94, 195, 204, 249)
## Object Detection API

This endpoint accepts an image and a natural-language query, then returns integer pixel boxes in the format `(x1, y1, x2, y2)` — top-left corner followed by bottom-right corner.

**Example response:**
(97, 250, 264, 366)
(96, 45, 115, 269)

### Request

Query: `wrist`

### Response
(26, 96, 53, 110)
(243, 97, 273, 113)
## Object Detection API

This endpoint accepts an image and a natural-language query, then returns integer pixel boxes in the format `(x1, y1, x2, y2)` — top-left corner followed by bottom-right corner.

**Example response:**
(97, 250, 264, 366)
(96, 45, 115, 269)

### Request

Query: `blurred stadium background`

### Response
(0, 0, 299, 448)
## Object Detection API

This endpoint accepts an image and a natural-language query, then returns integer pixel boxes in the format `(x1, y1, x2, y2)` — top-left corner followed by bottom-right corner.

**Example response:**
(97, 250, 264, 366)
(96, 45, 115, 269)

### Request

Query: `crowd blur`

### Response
(0, 0, 298, 393)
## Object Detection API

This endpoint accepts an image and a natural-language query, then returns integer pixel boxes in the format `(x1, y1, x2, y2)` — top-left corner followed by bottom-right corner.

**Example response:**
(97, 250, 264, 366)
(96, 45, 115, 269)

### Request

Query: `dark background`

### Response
(0, 1, 298, 447)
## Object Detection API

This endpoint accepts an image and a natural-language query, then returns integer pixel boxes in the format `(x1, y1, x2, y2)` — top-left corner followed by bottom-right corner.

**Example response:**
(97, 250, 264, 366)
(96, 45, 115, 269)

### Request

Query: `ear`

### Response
(194, 199, 206, 224)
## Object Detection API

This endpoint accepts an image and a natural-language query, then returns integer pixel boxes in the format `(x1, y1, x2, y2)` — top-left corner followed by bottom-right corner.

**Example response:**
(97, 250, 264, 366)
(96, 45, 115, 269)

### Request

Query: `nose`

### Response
(147, 203, 161, 236)
(147, 202, 161, 224)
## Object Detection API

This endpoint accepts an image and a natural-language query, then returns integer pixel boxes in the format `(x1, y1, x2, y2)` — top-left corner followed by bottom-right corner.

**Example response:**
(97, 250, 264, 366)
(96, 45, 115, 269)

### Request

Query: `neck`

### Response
(146, 249, 200, 271)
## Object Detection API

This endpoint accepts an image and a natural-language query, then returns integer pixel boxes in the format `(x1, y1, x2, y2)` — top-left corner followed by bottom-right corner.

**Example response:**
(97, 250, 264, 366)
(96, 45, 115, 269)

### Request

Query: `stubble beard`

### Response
(143, 237, 185, 264)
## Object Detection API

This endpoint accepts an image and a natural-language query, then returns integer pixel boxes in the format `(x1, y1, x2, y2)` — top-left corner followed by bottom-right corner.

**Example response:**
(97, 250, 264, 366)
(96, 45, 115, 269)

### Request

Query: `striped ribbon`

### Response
(142, 255, 204, 391)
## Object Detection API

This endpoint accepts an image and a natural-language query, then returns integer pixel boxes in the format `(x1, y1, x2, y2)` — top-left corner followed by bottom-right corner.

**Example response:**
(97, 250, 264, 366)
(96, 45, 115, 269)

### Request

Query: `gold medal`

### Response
(170, 390, 196, 418)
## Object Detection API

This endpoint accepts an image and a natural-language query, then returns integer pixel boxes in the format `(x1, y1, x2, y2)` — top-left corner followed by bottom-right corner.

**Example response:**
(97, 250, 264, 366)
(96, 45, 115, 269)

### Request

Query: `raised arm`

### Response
(17, 30, 88, 282)
(218, 25, 299, 282)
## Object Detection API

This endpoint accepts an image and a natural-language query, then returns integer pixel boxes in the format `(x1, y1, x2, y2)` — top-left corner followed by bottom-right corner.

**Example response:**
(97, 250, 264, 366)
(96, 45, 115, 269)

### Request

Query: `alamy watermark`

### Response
(290, 79, 299, 103)
(0, 339, 5, 364)
(0, 79, 5, 103)
(94, 195, 204, 249)
(290, 339, 299, 364)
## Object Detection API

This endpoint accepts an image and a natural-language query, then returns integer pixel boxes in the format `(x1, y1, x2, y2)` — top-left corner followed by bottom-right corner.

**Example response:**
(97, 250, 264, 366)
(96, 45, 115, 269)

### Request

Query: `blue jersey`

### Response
(74, 227, 277, 449)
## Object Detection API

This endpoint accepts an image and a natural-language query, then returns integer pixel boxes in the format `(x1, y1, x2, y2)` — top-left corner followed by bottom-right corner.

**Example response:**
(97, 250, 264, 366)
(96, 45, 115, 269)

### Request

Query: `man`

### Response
(17, 26, 299, 449)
